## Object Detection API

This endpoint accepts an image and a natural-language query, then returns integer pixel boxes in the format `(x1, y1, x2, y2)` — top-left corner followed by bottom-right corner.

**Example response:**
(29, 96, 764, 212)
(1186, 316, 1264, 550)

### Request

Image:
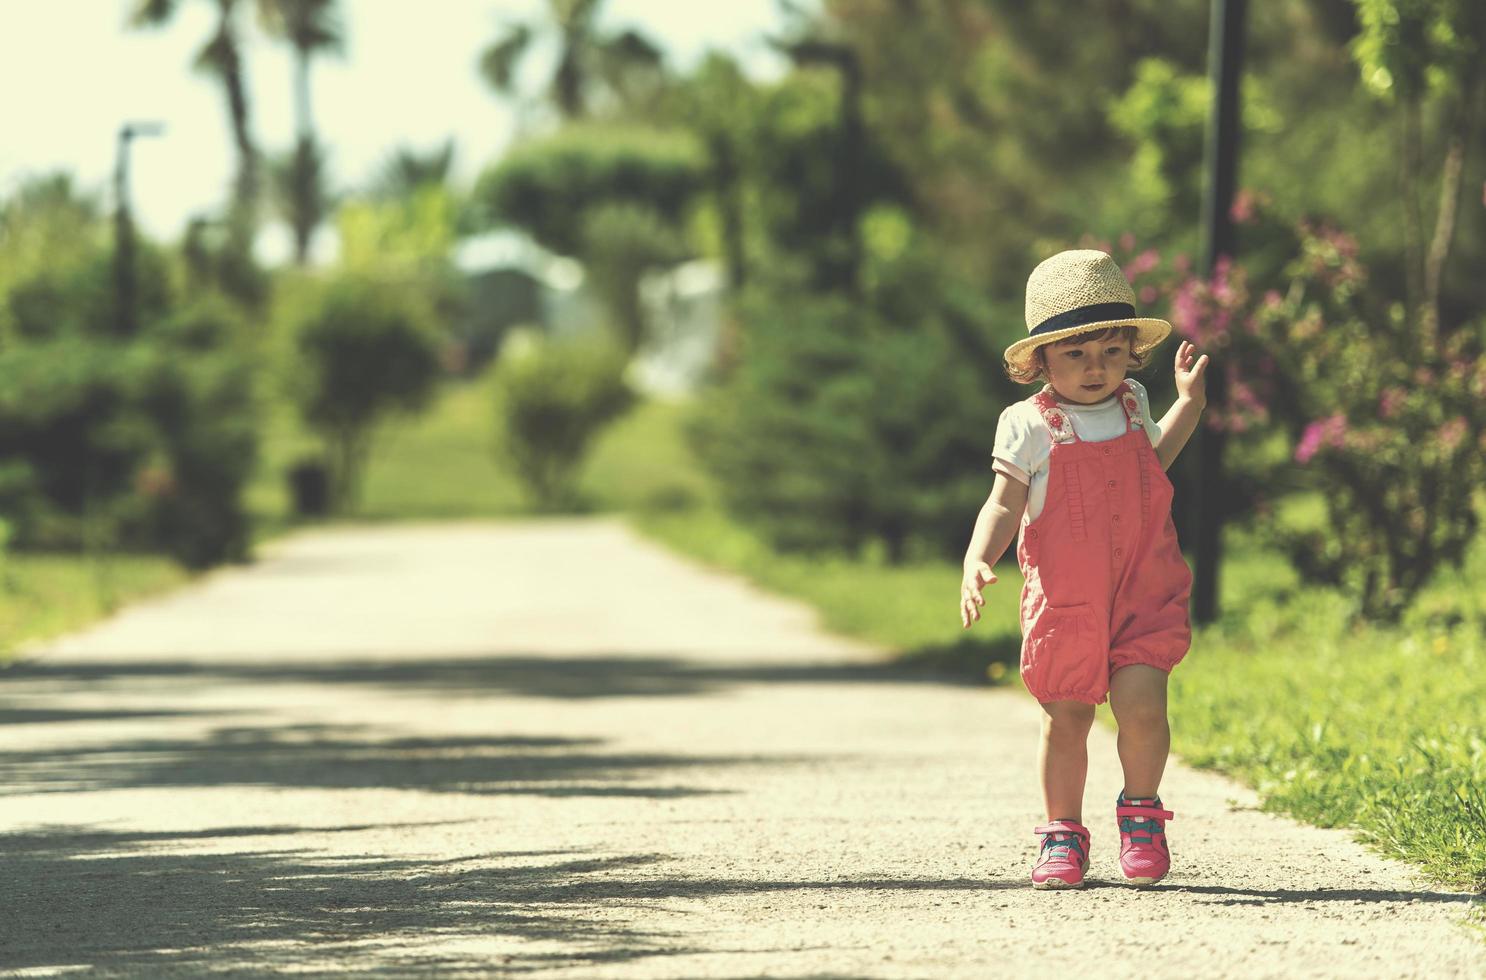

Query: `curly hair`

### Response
(1004, 325, 1146, 385)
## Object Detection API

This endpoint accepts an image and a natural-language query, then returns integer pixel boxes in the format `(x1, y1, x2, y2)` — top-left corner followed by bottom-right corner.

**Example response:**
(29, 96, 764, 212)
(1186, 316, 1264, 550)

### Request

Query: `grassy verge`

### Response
(0, 553, 187, 658)
(247, 374, 709, 524)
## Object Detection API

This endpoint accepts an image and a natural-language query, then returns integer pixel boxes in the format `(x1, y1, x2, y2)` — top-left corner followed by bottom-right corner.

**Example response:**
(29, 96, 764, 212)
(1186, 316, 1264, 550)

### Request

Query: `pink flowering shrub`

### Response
(1095, 200, 1486, 620)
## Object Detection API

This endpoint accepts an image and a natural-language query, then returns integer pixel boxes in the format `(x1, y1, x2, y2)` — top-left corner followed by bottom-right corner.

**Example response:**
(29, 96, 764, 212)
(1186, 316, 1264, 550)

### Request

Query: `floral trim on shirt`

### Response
(1042, 405, 1076, 444)
(1120, 387, 1143, 426)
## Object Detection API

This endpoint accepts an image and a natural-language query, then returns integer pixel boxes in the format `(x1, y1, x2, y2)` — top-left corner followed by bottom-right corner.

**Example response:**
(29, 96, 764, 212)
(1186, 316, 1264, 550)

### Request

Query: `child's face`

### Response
(1042, 334, 1132, 404)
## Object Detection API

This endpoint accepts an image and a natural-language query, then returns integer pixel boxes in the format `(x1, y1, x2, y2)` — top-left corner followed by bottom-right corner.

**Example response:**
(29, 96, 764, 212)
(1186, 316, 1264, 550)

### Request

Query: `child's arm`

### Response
(960, 472, 1030, 629)
(1154, 340, 1209, 470)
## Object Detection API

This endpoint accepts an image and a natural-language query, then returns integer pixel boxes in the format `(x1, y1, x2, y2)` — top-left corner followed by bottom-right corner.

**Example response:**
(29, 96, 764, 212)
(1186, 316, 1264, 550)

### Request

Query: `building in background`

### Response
(454, 230, 723, 396)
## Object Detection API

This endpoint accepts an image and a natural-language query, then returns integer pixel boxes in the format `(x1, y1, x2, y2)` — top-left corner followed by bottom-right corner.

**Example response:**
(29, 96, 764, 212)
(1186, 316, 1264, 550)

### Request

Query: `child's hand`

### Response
(960, 561, 996, 629)
(1174, 341, 1210, 404)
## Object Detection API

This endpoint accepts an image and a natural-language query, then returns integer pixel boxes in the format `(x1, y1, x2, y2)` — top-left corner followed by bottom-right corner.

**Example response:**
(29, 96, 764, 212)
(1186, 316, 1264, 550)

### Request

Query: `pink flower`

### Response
(1125, 248, 1160, 279)
(1437, 417, 1467, 452)
(1170, 281, 1202, 340)
(1230, 189, 1256, 224)
(1120, 232, 1136, 253)
(1140, 285, 1158, 304)
(1294, 414, 1348, 463)
(1378, 387, 1406, 419)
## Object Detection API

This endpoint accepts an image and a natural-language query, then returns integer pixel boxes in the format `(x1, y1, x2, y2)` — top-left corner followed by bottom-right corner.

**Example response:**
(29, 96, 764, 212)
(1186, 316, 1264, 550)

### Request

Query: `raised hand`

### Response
(1174, 341, 1210, 404)
(960, 561, 996, 629)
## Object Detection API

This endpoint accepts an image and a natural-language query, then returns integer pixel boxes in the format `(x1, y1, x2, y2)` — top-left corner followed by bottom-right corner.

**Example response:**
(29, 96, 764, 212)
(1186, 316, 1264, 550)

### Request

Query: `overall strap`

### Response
(1115, 381, 1145, 431)
(1033, 386, 1079, 444)
(1032, 387, 1087, 542)
(1116, 381, 1154, 522)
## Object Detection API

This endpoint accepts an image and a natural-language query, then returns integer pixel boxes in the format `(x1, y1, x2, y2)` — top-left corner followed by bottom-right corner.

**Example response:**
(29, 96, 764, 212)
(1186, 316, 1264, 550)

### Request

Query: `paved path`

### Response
(1, 519, 1481, 978)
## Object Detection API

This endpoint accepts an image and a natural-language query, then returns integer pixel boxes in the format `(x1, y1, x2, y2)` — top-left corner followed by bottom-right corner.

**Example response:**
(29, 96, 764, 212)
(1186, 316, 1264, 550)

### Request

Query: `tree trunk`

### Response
(294, 46, 314, 141)
(1422, 78, 1483, 346)
(1400, 101, 1425, 331)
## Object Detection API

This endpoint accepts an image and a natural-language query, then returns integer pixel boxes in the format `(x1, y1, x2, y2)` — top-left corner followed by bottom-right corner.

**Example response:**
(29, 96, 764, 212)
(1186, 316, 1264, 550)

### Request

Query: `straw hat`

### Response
(1004, 249, 1171, 377)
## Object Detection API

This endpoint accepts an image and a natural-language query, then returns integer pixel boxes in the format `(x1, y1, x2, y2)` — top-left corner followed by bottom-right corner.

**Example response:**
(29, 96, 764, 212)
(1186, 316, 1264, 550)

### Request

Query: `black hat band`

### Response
(1030, 302, 1136, 338)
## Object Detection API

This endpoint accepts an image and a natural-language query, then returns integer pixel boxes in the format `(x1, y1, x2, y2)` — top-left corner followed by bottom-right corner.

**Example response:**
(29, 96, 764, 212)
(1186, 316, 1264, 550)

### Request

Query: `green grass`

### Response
(247, 375, 711, 525)
(1170, 529, 1486, 891)
(0, 552, 187, 658)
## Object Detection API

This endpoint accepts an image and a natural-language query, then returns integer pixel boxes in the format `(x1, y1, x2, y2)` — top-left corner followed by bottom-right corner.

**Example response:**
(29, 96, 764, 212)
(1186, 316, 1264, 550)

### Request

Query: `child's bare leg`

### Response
(1037, 700, 1095, 821)
(1108, 664, 1170, 798)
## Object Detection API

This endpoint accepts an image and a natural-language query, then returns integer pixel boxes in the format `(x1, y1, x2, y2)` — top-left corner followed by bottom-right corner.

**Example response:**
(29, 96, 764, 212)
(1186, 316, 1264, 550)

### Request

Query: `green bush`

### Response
(291, 275, 443, 511)
(129, 299, 261, 567)
(493, 330, 635, 510)
(0, 338, 154, 547)
(0, 303, 262, 568)
(693, 224, 1014, 563)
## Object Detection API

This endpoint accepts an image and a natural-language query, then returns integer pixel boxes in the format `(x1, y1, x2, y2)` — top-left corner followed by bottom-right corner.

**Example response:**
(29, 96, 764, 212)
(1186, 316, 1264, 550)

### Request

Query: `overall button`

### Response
(1114, 548, 1124, 559)
(1027, 529, 1038, 540)
(1103, 447, 1112, 456)
(1112, 514, 1121, 523)
(1107, 480, 1117, 489)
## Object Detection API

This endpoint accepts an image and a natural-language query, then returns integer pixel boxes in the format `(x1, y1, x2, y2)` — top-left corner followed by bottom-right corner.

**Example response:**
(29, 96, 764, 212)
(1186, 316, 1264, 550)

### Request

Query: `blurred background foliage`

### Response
(1, 0, 1482, 621)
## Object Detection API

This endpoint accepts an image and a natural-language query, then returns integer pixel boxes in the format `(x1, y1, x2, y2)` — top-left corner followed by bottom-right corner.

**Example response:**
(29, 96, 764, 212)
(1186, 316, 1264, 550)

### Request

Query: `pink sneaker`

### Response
(1031, 819, 1091, 889)
(1116, 793, 1174, 885)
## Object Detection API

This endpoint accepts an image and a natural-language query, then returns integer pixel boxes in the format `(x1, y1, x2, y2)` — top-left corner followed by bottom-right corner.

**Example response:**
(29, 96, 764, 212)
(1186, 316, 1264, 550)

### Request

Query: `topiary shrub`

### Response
(290, 274, 444, 512)
(492, 330, 635, 511)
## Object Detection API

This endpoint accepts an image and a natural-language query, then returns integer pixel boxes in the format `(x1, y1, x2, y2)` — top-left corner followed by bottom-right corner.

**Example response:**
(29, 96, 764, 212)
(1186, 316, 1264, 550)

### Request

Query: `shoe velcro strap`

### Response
(1034, 820, 1090, 838)
(1115, 805, 1173, 821)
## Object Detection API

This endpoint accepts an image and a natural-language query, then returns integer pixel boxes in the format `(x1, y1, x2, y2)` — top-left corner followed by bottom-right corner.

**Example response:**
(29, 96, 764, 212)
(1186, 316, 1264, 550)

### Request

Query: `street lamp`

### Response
(113, 120, 166, 336)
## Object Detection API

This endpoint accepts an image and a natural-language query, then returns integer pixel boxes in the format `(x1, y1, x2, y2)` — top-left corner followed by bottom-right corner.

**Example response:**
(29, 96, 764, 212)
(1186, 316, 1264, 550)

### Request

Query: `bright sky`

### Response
(0, 0, 788, 261)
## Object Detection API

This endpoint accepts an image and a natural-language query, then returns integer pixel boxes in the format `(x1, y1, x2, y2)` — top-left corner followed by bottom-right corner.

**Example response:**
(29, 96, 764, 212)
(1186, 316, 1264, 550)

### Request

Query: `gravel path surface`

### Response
(2, 519, 1481, 978)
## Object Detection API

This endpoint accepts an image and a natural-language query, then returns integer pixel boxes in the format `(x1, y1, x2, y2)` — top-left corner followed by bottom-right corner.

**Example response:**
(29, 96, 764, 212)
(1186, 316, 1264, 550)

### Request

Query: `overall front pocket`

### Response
(1022, 602, 1109, 698)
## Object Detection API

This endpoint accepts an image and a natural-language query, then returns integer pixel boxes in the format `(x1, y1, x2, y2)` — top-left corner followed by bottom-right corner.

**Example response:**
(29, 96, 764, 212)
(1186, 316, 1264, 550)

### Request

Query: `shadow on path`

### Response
(4, 652, 991, 701)
(1, 824, 1472, 976)
(0, 724, 800, 799)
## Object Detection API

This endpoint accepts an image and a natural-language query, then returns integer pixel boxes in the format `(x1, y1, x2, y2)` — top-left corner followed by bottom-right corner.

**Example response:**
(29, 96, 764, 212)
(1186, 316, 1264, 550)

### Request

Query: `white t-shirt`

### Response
(992, 379, 1163, 523)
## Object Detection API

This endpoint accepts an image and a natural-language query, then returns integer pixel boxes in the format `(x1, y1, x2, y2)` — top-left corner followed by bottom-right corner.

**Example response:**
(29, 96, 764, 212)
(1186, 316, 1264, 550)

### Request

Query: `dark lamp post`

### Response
(113, 121, 166, 337)
(1193, 0, 1247, 624)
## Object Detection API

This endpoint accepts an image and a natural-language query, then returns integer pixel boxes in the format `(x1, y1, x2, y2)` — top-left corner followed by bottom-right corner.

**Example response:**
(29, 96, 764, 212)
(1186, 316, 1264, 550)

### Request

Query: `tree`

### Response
(129, 0, 265, 304)
(1349, 0, 1486, 347)
(258, 0, 343, 265)
(290, 276, 442, 512)
(478, 0, 665, 121)
(476, 125, 703, 352)
(370, 140, 456, 200)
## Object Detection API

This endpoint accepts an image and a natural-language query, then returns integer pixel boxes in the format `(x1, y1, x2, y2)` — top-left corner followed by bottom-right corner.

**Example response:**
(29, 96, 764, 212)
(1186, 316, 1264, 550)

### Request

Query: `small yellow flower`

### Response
(987, 662, 1008, 681)
(1432, 635, 1449, 656)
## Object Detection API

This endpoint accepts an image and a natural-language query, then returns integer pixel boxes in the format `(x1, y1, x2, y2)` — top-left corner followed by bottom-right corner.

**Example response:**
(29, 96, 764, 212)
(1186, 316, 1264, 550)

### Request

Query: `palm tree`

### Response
(129, 0, 264, 301)
(370, 140, 457, 200)
(130, 0, 258, 218)
(479, 0, 664, 120)
(258, 0, 343, 264)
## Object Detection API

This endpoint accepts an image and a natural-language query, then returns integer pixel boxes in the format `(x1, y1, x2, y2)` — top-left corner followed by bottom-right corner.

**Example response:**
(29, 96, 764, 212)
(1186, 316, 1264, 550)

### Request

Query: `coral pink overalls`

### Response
(1016, 381, 1192, 705)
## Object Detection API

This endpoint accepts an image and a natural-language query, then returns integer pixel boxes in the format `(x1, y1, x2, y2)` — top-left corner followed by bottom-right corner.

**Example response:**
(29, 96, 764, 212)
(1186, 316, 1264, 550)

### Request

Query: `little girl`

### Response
(959, 249, 1208, 889)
